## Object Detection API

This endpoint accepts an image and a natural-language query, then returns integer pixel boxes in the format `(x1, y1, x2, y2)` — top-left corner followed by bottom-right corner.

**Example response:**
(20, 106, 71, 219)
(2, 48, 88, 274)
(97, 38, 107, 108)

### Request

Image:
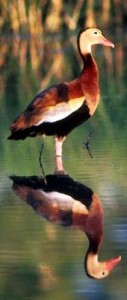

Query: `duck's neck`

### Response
(79, 52, 100, 115)
(84, 235, 102, 278)
(80, 52, 98, 76)
(79, 46, 92, 62)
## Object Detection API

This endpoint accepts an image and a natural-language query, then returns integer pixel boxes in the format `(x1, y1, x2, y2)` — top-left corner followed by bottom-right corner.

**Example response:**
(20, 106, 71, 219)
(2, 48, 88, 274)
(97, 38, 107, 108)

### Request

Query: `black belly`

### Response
(33, 101, 90, 137)
(8, 102, 90, 140)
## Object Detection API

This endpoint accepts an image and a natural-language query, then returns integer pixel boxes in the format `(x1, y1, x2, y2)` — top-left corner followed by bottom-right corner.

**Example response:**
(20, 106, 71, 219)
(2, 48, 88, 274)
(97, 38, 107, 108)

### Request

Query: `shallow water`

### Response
(0, 30, 127, 299)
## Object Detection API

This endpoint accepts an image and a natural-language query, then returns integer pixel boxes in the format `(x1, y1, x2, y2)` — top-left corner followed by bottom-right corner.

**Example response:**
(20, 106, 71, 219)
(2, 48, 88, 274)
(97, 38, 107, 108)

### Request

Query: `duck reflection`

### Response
(10, 174, 121, 279)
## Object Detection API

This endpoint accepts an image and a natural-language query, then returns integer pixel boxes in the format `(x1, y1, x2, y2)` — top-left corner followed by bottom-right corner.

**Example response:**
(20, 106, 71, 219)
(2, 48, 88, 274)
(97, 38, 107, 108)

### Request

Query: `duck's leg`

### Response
(39, 139, 47, 184)
(54, 136, 66, 174)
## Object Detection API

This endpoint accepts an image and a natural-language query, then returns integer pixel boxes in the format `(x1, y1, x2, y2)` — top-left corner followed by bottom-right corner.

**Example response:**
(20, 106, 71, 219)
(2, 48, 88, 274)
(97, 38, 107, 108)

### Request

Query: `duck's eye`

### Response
(94, 31, 98, 35)
(102, 271, 105, 276)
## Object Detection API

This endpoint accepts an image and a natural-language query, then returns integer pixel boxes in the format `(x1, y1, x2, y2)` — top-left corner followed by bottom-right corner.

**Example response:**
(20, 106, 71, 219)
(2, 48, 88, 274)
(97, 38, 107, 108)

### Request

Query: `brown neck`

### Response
(80, 53, 98, 78)
(87, 233, 102, 254)
(79, 53, 100, 113)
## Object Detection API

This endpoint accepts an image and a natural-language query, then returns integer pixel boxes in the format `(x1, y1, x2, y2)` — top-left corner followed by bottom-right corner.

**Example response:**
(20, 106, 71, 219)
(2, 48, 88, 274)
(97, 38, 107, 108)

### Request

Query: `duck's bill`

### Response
(106, 255, 121, 272)
(100, 35, 115, 48)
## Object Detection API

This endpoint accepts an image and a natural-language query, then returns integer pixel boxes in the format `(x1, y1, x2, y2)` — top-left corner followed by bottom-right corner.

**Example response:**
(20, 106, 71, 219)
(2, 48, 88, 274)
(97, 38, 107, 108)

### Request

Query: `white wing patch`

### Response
(39, 190, 88, 214)
(35, 96, 85, 125)
(40, 190, 75, 208)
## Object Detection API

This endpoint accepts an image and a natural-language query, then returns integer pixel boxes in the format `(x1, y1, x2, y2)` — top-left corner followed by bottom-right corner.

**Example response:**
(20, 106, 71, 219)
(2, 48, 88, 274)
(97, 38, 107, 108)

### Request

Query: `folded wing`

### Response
(10, 82, 85, 132)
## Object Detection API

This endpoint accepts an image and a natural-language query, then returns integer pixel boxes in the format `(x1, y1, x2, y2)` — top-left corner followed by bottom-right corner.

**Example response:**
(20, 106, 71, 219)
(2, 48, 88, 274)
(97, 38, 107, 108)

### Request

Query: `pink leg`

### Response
(54, 136, 66, 174)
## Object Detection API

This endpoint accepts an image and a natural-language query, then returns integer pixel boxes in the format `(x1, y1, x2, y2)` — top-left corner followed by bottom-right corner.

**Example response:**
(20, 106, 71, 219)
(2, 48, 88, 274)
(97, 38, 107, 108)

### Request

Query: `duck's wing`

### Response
(10, 82, 85, 131)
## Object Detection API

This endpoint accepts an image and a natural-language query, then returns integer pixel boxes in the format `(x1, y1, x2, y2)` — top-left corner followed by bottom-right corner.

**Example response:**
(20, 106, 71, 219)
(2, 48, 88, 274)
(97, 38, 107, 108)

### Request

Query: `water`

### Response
(0, 30, 127, 299)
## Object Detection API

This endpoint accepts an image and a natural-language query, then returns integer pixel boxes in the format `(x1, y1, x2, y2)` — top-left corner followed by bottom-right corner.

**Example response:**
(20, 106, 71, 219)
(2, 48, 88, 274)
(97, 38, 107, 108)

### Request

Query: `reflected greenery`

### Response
(10, 174, 121, 279)
(0, 263, 41, 300)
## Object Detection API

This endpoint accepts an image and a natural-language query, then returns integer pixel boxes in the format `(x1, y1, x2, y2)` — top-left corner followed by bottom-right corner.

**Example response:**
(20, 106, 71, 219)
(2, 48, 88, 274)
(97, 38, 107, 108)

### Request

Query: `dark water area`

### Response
(0, 29, 127, 299)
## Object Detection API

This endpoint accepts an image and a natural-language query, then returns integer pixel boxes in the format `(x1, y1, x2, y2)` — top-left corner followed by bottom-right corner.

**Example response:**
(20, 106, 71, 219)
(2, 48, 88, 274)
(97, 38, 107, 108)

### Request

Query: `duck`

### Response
(10, 174, 121, 279)
(8, 28, 114, 173)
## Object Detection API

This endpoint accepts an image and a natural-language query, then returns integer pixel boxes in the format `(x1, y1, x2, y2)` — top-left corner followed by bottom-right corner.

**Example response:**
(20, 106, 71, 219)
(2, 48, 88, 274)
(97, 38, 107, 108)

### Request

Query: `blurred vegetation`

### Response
(0, 0, 127, 35)
(0, 0, 127, 108)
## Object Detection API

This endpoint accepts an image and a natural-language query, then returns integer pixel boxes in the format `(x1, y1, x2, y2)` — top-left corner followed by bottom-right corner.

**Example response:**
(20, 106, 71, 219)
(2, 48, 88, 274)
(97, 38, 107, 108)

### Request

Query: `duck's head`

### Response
(78, 28, 114, 55)
(85, 253, 121, 279)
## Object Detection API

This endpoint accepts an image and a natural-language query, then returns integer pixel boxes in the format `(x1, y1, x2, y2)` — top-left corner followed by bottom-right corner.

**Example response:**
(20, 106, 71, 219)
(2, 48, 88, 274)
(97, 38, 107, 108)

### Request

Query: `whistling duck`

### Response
(10, 174, 121, 279)
(8, 28, 114, 173)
